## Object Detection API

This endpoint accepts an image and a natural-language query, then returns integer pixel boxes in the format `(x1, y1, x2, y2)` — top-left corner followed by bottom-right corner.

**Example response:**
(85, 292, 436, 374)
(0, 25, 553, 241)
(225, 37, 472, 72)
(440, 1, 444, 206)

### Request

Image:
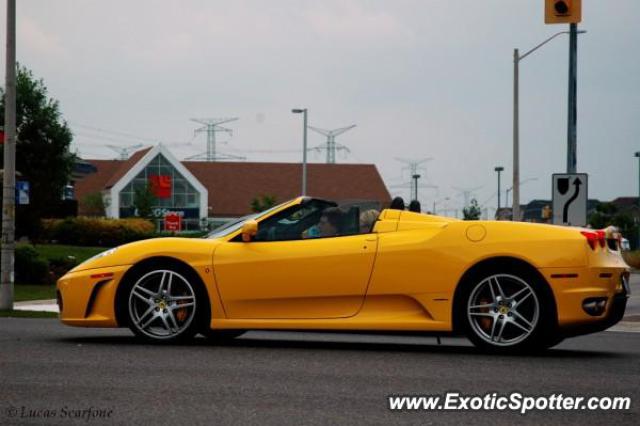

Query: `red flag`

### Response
(149, 175, 172, 198)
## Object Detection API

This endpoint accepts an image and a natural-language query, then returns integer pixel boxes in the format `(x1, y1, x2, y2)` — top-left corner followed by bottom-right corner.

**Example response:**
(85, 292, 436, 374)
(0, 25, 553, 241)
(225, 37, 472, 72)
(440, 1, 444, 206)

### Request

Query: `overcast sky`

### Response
(1, 0, 638, 215)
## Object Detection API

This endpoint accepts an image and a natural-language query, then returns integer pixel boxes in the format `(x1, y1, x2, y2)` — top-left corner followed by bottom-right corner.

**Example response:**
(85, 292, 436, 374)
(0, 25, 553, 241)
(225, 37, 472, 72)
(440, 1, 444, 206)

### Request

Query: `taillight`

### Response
(581, 230, 606, 250)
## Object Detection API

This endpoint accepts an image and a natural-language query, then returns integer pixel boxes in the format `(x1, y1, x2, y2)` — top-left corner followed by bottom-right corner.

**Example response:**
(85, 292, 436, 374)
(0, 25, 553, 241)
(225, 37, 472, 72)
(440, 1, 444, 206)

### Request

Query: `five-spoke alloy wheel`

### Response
(460, 270, 553, 353)
(467, 274, 539, 347)
(127, 269, 199, 341)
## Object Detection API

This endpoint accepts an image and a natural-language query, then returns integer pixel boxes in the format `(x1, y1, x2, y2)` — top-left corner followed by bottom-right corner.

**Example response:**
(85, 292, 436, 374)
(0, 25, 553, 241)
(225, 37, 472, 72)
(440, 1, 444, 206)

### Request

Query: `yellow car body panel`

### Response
(57, 197, 629, 341)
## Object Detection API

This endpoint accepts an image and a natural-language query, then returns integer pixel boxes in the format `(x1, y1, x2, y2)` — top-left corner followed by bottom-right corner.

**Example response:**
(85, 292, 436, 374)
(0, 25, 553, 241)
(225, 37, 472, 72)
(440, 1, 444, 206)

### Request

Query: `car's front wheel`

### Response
(126, 267, 202, 342)
(460, 271, 554, 353)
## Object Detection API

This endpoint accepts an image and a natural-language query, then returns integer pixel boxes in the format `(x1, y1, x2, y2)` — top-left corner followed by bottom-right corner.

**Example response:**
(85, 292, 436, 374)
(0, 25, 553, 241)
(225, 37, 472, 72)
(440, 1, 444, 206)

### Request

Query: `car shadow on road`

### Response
(57, 332, 629, 359)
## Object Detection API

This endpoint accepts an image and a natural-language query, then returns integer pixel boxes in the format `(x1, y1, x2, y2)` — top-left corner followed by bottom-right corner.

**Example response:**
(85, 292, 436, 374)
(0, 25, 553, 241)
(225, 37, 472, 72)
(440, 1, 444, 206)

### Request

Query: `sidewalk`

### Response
(14, 299, 59, 313)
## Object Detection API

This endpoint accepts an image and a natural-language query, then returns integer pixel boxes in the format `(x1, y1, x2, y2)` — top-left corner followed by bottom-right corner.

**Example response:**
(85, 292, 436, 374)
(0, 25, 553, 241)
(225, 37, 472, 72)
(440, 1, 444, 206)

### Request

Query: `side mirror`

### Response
(241, 220, 258, 242)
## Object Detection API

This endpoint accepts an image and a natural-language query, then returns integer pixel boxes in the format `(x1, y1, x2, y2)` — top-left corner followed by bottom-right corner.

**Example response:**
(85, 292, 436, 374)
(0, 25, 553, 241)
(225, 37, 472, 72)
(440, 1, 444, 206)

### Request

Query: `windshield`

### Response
(204, 201, 291, 239)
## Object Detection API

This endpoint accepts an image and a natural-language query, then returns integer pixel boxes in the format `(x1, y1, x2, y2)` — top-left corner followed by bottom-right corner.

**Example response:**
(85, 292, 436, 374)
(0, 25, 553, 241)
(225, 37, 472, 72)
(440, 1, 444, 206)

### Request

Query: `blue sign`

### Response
(16, 181, 29, 205)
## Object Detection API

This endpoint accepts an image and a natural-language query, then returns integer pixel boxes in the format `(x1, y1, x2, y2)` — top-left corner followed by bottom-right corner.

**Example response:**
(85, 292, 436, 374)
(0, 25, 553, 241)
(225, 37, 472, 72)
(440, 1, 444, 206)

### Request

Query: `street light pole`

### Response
(1, 0, 16, 311)
(494, 166, 504, 212)
(513, 48, 520, 222)
(567, 23, 578, 173)
(512, 30, 585, 222)
(292, 108, 308, 196)
(635, 152, 640, 249)
(412, 174, 421, 202)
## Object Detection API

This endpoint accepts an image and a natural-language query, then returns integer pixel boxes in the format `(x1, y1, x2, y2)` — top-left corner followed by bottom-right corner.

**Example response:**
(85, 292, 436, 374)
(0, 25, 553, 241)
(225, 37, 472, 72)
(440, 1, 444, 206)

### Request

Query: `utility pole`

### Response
(494, 166, 504, 211)
(513, 47, 520, 222)
(307, 125, 356, 163)
(567, 22, 578, 173)
(1, 0, 16, 310)
(292, 109, 308, 195)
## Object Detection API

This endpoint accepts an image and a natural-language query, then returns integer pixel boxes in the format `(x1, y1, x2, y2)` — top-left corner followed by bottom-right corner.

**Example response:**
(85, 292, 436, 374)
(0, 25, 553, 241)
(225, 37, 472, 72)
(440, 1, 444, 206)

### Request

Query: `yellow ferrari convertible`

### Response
(57, 196, 630, 352)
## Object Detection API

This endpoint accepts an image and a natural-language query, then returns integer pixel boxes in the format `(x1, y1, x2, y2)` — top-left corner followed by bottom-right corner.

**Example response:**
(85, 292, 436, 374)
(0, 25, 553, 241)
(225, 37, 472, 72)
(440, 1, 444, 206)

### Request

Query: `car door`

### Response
(213, 201, 378, 319)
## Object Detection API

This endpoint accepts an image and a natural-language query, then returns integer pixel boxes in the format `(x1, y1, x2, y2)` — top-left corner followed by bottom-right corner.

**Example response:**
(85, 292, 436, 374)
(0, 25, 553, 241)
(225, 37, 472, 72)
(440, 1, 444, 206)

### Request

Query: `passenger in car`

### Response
(390, 196, 405, 210)
(318, 207, 343, 237)
(408, 200, 421, 213)
(359, 209, 380, 234)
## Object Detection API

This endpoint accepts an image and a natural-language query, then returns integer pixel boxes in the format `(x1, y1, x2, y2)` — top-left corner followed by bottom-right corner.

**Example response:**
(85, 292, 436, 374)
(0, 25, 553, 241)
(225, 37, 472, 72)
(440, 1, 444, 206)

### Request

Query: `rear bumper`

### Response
(540, 265, 629, 337)
(559, 289, 628, 338)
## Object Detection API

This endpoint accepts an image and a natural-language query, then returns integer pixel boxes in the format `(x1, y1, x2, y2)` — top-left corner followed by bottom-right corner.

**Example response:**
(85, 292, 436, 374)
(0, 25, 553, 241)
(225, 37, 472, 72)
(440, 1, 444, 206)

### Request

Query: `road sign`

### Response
(552, 173, 587, 226)
(545, 0, 582, 24)
(15, 180, 29, 205)
(164, 212, 182, 232)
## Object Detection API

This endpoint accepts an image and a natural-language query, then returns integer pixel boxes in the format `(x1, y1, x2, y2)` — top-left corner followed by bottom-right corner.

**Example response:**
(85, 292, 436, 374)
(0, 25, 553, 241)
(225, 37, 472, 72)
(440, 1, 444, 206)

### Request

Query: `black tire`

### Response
(121, 262, 209, 343)
(456, 266, 557, 354)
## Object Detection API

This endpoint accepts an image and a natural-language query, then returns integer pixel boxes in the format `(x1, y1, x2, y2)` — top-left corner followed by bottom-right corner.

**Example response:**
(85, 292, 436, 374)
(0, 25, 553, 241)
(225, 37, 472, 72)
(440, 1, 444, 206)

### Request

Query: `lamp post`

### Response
(292, 108, 308, 196)
(412, 174, 421, 202)
(494, 166, 504, 212)
(512, 30, 585, 222)
(635, 152, 640, 249)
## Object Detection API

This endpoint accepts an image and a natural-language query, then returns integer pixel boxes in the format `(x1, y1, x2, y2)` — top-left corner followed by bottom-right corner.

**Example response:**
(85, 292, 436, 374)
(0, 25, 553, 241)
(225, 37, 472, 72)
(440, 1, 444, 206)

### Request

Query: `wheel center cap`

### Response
(158, 301, 166, 310)
(499, 306, 509, 315)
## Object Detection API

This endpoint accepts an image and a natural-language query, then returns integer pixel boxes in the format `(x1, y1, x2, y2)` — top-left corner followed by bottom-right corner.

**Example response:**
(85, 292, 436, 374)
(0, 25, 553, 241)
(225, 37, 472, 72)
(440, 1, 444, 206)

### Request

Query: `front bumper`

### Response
(56, 265, 130, 327)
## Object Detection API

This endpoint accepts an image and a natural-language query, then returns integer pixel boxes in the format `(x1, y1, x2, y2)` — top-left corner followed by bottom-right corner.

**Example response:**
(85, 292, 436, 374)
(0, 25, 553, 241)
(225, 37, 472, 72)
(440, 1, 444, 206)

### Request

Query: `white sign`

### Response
(552, 173, 588, 226)
(16, 181, 29, 205)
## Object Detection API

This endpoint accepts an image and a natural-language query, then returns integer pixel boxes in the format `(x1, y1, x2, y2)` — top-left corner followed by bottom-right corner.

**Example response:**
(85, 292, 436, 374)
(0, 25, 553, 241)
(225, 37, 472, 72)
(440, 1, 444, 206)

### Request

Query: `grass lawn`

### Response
(22, 243, 106, 263)
(14, 284, 56, 302)
(0, 310, 57, 318)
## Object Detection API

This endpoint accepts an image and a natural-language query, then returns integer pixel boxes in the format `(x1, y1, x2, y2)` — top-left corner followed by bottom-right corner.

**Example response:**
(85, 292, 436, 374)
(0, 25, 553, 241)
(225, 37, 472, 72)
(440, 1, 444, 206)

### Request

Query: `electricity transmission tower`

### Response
(107, 144, 144, 160)
(189, 117, 244, 161)
(307, 124, 356, 163)
(394, 157, 436, 201)
(452, 186, 484, 208)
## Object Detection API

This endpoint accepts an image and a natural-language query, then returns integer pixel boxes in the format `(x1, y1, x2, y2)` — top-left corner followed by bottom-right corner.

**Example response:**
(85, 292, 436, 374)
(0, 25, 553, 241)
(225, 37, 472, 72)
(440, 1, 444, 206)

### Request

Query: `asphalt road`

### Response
(0, 318, 638, 426)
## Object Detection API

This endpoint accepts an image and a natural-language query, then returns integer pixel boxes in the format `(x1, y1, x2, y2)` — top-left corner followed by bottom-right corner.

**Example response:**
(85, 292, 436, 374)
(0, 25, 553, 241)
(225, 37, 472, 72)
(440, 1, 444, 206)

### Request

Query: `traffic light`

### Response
(545, 0, 581, 24)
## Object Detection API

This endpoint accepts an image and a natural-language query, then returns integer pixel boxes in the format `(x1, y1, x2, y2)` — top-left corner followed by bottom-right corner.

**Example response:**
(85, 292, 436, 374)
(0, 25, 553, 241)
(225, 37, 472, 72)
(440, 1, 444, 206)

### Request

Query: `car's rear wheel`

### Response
(460, 271, 554, 353)
(126, 267, 202, 342)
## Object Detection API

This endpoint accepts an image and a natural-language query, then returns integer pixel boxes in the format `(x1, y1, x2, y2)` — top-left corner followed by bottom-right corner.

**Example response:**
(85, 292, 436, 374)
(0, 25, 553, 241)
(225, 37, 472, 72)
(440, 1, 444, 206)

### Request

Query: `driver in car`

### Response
(303, 207, 343, 238)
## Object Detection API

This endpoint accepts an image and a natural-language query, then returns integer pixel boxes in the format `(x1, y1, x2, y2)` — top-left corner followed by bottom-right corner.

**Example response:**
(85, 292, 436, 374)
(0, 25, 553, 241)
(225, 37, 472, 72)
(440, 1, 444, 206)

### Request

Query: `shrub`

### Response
(15, 245, 50, 285)
(48, 256, 80, 282)
(42, 217, 156, 247)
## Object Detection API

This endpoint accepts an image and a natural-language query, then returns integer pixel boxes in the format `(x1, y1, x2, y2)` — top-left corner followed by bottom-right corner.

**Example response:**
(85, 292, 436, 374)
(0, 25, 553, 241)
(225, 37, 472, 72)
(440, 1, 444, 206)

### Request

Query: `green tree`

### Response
(251, 194, 277, 213)
(589, 202, 637, 245)
(463, 198, 482, 220)
(133, 182, 157, 219)
(0, 64, 75, 239)
(81, 191, 108, 217)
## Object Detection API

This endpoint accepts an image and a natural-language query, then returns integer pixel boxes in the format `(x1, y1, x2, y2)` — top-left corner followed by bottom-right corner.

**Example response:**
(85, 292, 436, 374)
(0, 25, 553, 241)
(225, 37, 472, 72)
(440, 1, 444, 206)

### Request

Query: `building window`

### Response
(119, 154, 200, 215)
